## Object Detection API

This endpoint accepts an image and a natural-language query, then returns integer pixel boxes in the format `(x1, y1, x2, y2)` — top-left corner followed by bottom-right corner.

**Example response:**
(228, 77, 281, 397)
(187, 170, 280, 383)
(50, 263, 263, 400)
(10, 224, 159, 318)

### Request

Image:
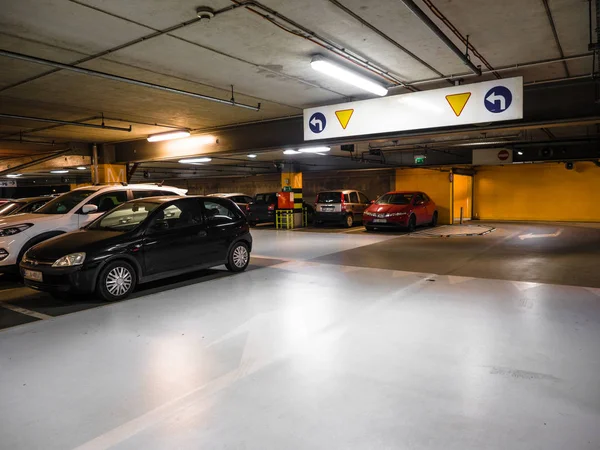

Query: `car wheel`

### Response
(226, 242, 250, 273)
(407, 215, 417, 232)
(345, 214, 354, 228)
(430, 211, 438, 227)
(96, 260, 136, 302)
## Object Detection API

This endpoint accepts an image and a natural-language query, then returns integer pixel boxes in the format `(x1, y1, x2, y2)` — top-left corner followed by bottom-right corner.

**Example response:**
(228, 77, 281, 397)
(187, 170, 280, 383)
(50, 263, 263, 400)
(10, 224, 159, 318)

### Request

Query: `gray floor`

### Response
(1, 224, 600, 449)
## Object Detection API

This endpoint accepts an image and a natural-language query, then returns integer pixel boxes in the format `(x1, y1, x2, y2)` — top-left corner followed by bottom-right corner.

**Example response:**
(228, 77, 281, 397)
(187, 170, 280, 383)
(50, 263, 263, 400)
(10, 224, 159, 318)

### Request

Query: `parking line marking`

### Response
(0, 303, 52, 320)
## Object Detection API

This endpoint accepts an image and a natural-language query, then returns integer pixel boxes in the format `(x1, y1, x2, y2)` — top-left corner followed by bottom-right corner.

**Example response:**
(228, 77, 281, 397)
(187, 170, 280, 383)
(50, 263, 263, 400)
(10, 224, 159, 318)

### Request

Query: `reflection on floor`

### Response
(1, 223, 599, 449)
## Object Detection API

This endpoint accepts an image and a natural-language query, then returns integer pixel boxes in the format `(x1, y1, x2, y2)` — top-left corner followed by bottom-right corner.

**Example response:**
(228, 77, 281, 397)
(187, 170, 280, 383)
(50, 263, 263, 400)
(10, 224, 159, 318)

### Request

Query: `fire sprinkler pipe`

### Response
(0, 49, 261, 111)
(398, 0, 482, 76)
(0, 113, 132, 132)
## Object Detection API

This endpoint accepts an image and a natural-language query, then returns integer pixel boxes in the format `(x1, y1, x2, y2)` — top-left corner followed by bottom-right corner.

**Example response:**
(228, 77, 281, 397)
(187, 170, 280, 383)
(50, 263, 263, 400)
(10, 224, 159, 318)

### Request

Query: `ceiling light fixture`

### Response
(298, 146, 331, 153)
(247, 154, 257, 158)
(76, 166, 87, 170)
(283, 149, 300, 155)
(517, 151, 524, 155)
(6, 174, 22, 178)
(51, 170, 69, 174)
(311, 55, 388, 97)
(178, 157, 212, 164)
(147, 130, 191, 142)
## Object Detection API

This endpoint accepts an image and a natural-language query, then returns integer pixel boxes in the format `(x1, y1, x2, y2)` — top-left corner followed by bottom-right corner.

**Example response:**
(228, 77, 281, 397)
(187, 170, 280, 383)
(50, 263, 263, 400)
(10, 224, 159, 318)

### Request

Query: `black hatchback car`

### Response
(20, 196, 253, 301)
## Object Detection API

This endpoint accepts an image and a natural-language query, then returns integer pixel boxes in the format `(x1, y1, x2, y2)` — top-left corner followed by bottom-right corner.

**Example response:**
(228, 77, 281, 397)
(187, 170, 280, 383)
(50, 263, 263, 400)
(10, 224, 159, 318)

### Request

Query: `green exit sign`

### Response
(414, 157, 426, 165)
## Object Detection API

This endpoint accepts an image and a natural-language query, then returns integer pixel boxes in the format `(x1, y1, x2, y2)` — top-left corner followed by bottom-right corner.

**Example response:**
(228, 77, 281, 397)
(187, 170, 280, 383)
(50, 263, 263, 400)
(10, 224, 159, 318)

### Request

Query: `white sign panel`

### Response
(0, 180, 17, 187)
(303, 77, 523, 141)
(472, 149, 514, 165)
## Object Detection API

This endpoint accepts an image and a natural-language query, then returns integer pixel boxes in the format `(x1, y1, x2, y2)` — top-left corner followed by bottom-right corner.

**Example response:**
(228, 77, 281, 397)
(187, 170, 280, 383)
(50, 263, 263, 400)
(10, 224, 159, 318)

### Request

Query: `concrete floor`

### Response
(1, 223, 599, 449)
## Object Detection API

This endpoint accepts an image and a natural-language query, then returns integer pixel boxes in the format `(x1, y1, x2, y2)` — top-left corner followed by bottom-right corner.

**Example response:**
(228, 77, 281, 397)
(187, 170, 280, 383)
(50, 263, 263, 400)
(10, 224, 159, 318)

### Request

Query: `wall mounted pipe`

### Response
(0, 113, 132, 132)
(0, 49, 261, 111)
(398, 0, 482, 76)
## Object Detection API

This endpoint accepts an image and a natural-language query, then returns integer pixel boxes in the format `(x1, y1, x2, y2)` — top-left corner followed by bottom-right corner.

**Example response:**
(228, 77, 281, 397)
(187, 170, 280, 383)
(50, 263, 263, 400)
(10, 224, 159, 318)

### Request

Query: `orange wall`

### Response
(395, 169, 453, 224)
(474, 162, 600, 222)
(453, 175, 472, 221)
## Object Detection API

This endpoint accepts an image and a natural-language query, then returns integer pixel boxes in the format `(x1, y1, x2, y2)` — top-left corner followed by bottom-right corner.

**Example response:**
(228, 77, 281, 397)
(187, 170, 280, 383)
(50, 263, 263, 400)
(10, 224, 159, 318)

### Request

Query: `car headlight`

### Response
(52, 253, 86, 267)
(364, 211, 375, 216)
(386, 212, 408, 217)
(0, 223, 33, 237)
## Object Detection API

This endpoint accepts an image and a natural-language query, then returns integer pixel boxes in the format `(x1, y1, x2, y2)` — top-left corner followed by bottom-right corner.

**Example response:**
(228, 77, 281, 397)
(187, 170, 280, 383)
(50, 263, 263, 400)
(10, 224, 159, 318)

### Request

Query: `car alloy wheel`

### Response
(233, 245, 249, 268)
(106, 266, 133, 297)
(407, 215, 416, 232)
(346, 214, 354, 228)
(226, 242, 250, 273)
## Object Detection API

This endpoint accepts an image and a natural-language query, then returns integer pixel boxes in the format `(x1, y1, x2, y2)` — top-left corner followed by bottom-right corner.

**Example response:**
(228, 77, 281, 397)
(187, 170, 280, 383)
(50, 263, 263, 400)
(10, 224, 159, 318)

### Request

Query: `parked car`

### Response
(20, 196, 252, 301)
(207, 193, 253, 210)
(0, 197, 50, 217)
(247, 192, 278, 226)
(0, 183, 186, 273)
(314, 190, 371, 228)
(363, 191, 437, 232)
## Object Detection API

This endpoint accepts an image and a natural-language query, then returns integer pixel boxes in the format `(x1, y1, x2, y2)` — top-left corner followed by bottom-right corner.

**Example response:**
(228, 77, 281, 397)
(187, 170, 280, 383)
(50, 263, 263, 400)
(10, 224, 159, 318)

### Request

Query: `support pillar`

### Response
(281, 168, 304, 228)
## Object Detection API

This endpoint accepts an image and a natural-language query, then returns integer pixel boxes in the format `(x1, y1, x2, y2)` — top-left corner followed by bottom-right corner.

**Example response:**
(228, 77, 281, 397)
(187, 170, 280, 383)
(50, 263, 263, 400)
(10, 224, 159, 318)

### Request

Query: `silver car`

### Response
(314, 190, 371, 228)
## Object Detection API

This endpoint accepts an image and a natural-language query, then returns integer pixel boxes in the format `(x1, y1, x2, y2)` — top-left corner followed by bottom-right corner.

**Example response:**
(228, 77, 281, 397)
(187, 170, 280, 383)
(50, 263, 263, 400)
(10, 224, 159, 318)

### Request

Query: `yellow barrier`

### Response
(275, 209, 294, 229)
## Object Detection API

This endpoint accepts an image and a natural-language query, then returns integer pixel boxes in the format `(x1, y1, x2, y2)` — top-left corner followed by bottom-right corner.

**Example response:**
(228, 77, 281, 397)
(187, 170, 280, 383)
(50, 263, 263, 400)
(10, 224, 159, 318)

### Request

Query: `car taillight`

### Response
(268, 203, 275, 211)
(246, 204, 250, 211)
(341, 192, 346, 212)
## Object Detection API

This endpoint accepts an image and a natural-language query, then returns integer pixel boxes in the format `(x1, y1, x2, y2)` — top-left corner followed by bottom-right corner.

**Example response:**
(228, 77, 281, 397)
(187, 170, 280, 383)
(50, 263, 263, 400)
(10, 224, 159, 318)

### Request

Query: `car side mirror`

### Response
(370, 200, 375, 204)
(81, 204, 98, 215)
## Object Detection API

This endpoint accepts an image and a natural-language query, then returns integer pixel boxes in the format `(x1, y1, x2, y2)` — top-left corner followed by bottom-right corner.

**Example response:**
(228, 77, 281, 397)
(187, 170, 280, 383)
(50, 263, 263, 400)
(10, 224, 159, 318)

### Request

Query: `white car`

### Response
(0, 184, 186, 272)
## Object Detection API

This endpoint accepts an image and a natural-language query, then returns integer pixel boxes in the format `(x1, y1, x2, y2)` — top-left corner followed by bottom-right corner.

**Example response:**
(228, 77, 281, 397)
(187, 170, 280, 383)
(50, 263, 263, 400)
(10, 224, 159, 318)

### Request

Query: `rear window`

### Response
(254, 193, 277, 204)
(317, 192, 342, 203)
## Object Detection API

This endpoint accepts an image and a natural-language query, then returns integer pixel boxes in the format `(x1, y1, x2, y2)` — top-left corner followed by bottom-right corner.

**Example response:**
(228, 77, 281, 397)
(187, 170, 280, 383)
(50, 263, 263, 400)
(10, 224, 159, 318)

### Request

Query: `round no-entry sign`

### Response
(497, 149, 510, 161)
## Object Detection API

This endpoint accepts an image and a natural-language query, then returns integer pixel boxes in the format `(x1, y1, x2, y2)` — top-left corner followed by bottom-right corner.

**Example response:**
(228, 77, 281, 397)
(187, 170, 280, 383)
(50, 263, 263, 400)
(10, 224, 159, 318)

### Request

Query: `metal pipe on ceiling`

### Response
(0, 147, 74, 176)
(404, 53, 593, 87)
(420, 0, 500, 79)
(231, 0, 414, 90)
(398, 0, 482, 76)
(0, 2, 247, 95)
(325, 0, 447, 80)
(0, 113, 132, 132)
(0, 49, 261, 111)
(541, 0, 570, 77)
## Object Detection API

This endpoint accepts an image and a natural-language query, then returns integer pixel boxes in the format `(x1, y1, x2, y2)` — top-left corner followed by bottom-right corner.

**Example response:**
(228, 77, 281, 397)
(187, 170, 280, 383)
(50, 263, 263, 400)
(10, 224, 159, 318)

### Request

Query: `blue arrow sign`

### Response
(309, 112, 326, 133)
(484, 86, 513, 113)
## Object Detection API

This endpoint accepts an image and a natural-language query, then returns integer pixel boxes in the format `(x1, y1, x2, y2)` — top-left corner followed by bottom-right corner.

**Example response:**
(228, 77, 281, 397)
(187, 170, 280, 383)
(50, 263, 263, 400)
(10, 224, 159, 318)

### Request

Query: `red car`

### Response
(363, 191, 438, 232)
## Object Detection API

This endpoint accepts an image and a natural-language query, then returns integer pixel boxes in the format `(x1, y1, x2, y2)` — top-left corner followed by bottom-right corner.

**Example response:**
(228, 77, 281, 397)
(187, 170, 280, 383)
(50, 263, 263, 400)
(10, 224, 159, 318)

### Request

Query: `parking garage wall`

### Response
(171, 175, 281, 195)
(395, 169, 453, 224)
(473, 162, 600, 222)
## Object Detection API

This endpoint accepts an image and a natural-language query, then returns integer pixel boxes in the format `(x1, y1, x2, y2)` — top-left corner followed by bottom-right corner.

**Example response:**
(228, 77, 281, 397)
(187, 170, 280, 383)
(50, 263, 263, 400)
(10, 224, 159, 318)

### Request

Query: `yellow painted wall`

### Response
(473, 162, 600, 222)
(93, 164, 127, 184)
(453, 175, 472, 221)
(395, 169, 453, 224)
(281, 171, 303, 189)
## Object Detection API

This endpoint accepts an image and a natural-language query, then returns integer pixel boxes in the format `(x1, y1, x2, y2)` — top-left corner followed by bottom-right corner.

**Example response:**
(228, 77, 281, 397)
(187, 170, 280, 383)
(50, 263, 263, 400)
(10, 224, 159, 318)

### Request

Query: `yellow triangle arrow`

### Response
(445, 93, 471, 117)
(335, 109, 354, 129)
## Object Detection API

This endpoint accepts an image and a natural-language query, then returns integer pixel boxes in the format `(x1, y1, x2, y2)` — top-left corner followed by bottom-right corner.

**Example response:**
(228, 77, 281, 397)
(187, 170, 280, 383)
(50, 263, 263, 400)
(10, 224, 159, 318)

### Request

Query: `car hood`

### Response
(25, 230, 126, 261)
(367, 204, 411, 214)
(0, 213, 63, 228)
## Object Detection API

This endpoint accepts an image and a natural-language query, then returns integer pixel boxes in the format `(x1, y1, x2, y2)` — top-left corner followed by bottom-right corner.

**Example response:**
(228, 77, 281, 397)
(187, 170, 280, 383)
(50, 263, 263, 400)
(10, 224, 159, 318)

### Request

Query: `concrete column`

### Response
(281, 168, 304, 227)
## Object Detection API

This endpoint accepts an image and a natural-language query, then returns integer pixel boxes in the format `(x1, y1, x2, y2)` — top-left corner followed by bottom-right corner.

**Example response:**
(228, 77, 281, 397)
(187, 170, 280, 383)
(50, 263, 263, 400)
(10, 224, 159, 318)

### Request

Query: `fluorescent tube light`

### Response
(77, 166, 87, 170)
(247, 154, 257, 158)
(6, 174, 22, 178)
(147, 130, 191, 142)
(298, 146, 331, 153)
(311, 55, 388, 97)
(179, 157, 212, 164)
(51, 170, 69, 174)
(283, 149, 300, 155)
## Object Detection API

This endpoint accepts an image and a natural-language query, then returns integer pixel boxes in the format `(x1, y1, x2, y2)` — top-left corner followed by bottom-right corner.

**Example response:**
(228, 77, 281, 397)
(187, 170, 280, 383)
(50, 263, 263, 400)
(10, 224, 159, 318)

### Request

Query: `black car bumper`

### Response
(20, 263, 96, 294)
(248, 211, 275, 223)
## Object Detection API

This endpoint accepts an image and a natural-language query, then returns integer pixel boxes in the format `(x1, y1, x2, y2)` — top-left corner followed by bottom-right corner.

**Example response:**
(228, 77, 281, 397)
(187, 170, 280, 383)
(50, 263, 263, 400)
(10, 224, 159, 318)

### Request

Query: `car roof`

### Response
(126, 195, 232, 205)
(207, 193, 248, 197)
(388, 191, 422, 195)
(71, 183, 187, 194)
(318, 189, 359, 193)
(14, 196, 50, 203)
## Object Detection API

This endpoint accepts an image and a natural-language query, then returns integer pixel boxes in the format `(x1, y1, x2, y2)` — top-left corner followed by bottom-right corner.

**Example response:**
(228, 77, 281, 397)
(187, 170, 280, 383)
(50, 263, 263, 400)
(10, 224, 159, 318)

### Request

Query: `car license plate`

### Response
(373, 218, 387, 223)
(321, 206, 334, 211)
(23, 269, 43, 282)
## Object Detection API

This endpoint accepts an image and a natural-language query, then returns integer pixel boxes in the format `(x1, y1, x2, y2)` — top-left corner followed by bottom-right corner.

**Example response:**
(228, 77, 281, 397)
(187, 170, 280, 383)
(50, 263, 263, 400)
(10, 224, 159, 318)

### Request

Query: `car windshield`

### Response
(88, 201, 161, 232)
(35, 190, 96, 215)
(317, 192, 342, 203)
(376, 193, 413, 205)
(0, 202, 24, 216)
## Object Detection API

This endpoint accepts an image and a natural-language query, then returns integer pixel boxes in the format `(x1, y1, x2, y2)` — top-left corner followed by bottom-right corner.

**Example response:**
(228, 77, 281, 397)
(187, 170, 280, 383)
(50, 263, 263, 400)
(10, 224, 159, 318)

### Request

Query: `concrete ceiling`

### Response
(0, 0, 596, 174)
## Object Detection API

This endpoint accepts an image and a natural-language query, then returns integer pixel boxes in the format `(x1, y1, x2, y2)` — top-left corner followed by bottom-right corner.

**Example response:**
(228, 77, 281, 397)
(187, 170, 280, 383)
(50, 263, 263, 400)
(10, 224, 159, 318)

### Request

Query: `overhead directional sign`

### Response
(303, 77, 523, 141)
